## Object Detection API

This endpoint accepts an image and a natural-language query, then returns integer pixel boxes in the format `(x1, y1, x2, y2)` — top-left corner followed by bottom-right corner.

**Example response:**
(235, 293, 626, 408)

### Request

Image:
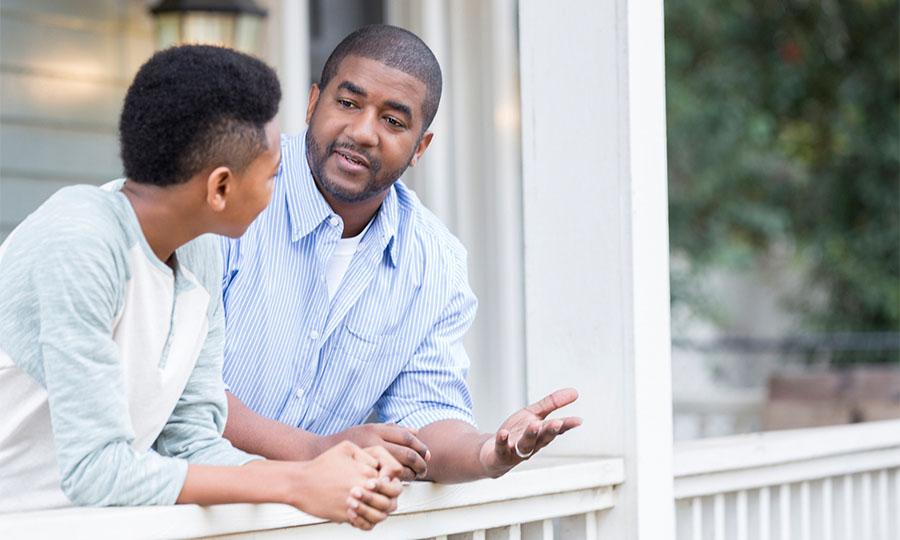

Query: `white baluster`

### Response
(779, 484, 791, 540)
(714, 493, 726, 540)
(585, 511, 598, 540)
(843, 474, 854, 540)
(692, 496, 704, 540)
(474, 530, 487, 540)
(542, 519, 554, 540)
(759, 487, 771, 540)
(508, 523, 522, 540)
(862, 472, 872, 540)
(894, 469, 900, 539)
(822, 477, 833, 540)
(736, 490, 748, 540)
(800, 481, 810, 540)
(878, 470, 888, 540)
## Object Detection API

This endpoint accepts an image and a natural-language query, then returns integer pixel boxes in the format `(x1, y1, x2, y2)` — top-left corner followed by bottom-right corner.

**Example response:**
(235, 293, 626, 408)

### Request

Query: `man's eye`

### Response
(338, 99, 356, 109)
(386, 116, 405, 128)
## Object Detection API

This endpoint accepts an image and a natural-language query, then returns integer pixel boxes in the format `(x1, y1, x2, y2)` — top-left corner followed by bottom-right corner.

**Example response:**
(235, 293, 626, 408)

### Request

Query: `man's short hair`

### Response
(119, 45, 281, 187)
(319, 24, 442, 131)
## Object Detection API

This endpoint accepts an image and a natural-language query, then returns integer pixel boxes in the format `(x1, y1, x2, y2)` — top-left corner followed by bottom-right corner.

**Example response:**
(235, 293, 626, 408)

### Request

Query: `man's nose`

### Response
(345, 108, 379, 147)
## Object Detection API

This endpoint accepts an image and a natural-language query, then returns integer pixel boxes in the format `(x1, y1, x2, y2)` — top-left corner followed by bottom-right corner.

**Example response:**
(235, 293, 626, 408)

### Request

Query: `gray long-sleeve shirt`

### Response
(0, 181, 258, 513)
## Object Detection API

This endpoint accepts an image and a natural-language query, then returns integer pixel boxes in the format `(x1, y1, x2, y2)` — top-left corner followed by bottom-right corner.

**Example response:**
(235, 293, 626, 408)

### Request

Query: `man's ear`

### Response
(305, 84, 321, 124)
(409, 131, 434, 167)
(205, 166, 233, 212)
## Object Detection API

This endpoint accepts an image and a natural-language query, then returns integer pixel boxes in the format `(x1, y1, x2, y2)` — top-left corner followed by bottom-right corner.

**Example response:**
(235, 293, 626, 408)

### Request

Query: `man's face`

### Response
(305, 55, 432, 205)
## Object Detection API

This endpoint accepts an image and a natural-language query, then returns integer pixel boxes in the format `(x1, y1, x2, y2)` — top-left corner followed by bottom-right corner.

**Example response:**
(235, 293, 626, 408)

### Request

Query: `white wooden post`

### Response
(518, 1, 674, 538)
(274, 0, 310, 136)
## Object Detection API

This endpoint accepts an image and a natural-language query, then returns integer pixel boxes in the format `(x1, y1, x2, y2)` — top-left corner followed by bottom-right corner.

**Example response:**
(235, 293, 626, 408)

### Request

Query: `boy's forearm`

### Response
(176, 460, 296, 506)
(224, 391, 323, 460)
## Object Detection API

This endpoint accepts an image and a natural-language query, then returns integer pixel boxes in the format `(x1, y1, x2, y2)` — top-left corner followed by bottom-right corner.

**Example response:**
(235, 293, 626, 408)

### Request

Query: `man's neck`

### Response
(121, 180, 205, 265)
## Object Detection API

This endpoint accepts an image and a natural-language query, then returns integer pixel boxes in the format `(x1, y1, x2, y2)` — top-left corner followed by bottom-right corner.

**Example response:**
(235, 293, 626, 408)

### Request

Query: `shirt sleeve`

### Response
(154, 284, 261, 466)
(34, 229, 189, 507)
(376, 249, 479, 429)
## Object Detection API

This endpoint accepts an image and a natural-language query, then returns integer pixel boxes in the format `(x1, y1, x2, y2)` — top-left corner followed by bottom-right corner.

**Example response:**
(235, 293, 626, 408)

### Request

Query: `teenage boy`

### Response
(0, 45, 399, 531)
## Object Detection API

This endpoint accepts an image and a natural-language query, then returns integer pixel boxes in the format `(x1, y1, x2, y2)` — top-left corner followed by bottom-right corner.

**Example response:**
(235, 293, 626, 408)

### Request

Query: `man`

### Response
(222, 25, 581, 482)
(0, 45, 400, 530)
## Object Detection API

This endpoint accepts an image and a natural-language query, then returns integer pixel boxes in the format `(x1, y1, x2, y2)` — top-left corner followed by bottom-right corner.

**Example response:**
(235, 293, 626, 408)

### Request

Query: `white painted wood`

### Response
(473, 530, 486, 540)
(713, 494, 725, 540)
(542, 519, 554, 540)
(0, 457, 621, 539)
(736, 490, 747, 540)
(759, 487, 771, 540)
(690, 497, 702, 540)
(675, 420, 900, 477)
(861, 473, 872, 540)
(800, 481, 810, 540)
(1, 124, 121, 181)
(822, 477, 833, 540)
(894, 469, 900, 539)
(779, 484, 790, 540)
(275, 0, 310, 136)
(843, 474, 854, 540)
(584, 512, 598, 540)
(508, 523, 521, 540)
(877, 469, 888, 540)
(519, 2, 673, 540)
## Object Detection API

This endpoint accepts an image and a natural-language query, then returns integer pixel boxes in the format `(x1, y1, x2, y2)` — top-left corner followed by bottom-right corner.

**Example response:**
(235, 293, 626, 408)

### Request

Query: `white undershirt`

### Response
(325, 221, 370, 300)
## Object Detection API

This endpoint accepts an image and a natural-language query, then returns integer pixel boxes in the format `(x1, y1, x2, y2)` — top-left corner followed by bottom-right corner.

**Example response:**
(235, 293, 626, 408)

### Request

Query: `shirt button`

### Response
(309, 329, 320, 340)
(328, 216, 340, 227)
(295, 388, 305, 398)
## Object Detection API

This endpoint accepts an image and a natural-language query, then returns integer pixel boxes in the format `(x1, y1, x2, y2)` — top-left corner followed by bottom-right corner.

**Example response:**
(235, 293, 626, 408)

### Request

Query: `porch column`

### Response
(518, 1, 674, 539)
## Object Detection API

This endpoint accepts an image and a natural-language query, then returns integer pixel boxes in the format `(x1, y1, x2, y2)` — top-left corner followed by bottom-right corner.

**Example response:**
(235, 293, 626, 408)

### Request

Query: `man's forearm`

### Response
(224, 391, 322, 461)
(417, 419, 493, 483)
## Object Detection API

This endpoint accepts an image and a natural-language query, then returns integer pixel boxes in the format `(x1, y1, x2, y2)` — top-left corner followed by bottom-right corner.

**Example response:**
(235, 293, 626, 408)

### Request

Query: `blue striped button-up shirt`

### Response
(221, 133, 477, 435)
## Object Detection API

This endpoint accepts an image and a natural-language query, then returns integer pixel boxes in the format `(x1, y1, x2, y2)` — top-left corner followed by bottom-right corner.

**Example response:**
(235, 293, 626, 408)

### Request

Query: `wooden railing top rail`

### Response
(0, 456, 624, 540)
(674, 419, 900, 478)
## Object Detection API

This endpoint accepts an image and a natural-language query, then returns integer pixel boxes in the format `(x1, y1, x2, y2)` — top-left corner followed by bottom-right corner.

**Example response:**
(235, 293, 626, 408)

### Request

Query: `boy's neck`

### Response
(121, 179, 206, 266)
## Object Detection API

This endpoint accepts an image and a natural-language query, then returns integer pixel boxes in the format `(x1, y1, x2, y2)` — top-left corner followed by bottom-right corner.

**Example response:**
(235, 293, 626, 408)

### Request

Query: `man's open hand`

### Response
(322, 424, 431, 481)
(478, 387, 582, 478)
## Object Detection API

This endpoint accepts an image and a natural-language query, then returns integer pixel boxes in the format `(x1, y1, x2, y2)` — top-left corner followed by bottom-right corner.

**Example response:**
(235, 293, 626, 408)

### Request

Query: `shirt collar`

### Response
(284, 132, 399, 268)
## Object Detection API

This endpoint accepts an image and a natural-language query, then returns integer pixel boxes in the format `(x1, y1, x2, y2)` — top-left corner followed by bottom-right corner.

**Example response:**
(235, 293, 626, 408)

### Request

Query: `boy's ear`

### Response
(206, 166, 232, 212)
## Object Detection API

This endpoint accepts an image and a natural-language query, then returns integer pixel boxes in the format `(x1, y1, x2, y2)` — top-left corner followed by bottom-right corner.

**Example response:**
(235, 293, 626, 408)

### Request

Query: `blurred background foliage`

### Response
(665, 0, 900, 356)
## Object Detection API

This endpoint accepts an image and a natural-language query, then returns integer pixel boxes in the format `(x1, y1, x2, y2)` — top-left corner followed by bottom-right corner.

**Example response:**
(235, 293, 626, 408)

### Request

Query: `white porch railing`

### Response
(0, 457, 623, 540)
(674, 419, 900, 540)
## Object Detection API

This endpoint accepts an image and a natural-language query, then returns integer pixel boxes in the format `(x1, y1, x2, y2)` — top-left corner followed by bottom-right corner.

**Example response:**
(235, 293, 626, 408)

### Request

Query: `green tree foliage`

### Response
(665, 0, 900, 344)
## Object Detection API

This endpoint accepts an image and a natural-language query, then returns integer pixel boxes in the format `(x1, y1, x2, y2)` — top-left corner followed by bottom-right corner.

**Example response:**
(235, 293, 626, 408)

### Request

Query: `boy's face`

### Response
(219, 121, 281, 237)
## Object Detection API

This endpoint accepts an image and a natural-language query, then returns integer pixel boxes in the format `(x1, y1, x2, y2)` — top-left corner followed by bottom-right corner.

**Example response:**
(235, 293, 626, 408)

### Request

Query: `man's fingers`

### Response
(557, 416, 583, 435)
(514, 421, 542, 456)
(525, 387, 579, 419)
(383, 442, 428, 477)
(377, 425, 430, 461)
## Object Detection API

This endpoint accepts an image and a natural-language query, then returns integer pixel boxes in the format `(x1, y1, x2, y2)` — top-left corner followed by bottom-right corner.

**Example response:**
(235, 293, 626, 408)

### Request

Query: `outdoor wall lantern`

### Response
(149, 0, 267, 55)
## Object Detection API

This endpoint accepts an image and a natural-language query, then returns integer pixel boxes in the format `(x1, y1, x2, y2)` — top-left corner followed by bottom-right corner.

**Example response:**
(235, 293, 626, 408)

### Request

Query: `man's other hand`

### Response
(322, 424, 430, 481)
(478, 387, 582, 478)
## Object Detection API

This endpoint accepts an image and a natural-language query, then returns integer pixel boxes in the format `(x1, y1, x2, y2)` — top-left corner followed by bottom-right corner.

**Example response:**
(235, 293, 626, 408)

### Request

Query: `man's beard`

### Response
(305, 128, 413, 204)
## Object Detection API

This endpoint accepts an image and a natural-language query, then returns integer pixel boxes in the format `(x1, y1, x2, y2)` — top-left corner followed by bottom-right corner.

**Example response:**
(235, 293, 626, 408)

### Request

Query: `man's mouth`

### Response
(333, 148, 370, 169)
